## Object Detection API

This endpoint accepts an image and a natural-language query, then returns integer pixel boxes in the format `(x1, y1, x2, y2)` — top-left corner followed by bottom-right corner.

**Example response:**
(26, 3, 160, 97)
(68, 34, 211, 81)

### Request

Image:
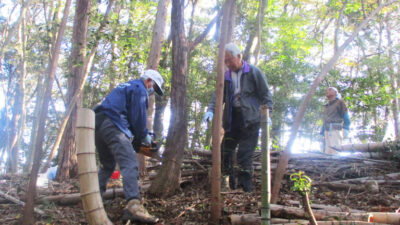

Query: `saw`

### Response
(132, 133, 162, 160)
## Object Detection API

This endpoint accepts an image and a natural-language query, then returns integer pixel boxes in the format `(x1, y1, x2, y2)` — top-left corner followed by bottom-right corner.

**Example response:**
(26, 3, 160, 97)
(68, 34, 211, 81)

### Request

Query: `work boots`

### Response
(122, 199, 158, 224)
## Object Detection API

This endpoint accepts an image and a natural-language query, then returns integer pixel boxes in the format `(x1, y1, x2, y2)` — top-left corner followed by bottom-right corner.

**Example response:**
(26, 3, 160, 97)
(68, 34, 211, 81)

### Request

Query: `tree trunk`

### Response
(270, 1, 395, 204)
(21, 0, 72, 223)
(24, 74, 44, 173)
(302, 193, 317, 225)
(385, 17, 399, 139)
(210, 0, 235, 223)
(8, 3, 27, 173)
(139, 0, 170, 178)
(56, 0, 91, 181)
(243, 0, 267, 64)
(147, 0, 188, 197)
(42, 1, 114, 174)
(154, 94, 169, 139)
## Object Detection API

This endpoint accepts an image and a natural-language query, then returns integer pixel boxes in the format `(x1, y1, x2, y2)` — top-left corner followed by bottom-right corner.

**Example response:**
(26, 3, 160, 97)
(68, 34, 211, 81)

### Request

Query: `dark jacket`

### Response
(207, 61, 273, 131)
(94, 79, 148, 139)
(321, 98, 350, 133)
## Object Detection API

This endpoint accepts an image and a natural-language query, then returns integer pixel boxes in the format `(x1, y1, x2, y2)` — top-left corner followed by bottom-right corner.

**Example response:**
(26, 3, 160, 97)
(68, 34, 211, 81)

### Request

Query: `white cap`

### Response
(141, 69, 164, 96)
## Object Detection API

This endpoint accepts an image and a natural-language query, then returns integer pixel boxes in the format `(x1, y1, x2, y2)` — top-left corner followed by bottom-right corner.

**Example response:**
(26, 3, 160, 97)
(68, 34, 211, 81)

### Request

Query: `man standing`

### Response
(204, 43, 273, 192)
(94, 69, 163, 223)
(321, 87, 350, 154)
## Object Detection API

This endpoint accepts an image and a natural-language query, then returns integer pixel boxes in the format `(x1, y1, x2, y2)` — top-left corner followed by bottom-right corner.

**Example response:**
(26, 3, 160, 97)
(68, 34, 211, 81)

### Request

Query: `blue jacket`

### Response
(95, 79, 148, 139)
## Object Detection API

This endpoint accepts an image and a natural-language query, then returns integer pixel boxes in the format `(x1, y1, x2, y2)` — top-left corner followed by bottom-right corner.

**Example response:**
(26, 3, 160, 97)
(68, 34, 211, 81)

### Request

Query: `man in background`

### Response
(321, 87, 350, 154)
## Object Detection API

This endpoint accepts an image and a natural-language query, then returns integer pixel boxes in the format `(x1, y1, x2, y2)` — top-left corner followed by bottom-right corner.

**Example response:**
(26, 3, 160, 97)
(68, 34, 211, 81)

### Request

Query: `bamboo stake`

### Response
(76, 108, 112, 225)
(260, 105, 270, 225)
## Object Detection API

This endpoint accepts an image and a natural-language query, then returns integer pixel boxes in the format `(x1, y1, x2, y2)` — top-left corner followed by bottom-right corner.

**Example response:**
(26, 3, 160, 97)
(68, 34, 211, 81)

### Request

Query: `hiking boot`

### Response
(122, 199, 158, 224)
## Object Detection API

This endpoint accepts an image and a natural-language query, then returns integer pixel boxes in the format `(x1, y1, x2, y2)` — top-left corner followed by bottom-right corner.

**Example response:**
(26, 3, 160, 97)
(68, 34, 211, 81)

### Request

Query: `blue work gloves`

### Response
(344, 129, 349, 138)
(143, 134, 152, 145)
(203, 111, 213, 122)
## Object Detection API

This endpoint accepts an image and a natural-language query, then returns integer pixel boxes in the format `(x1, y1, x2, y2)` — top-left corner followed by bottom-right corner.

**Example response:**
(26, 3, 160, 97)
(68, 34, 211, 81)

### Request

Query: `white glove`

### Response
(203, 111, 213, 122)
(143, 134, 152, 145)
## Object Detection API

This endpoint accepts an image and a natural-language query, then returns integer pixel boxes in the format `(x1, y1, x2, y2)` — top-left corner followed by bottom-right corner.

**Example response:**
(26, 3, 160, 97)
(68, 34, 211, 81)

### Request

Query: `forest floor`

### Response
(1, 151, 400, 225)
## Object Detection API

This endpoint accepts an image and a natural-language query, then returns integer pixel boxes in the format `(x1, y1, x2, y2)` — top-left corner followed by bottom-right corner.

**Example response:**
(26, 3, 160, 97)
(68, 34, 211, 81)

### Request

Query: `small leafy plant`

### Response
(290, 171, 317, 225)
(290, 171, 312, 195)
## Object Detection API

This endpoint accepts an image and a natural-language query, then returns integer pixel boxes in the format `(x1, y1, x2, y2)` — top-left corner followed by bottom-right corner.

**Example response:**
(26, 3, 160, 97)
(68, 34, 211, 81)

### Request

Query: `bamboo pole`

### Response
(76, 108, 113, 225)
(260, 105, 270, 225)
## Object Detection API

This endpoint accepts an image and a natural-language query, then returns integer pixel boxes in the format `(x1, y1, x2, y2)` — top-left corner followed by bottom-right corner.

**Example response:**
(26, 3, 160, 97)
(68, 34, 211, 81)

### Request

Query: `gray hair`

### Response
(225, 43, 242, 58)
(328, 87, 341, 99)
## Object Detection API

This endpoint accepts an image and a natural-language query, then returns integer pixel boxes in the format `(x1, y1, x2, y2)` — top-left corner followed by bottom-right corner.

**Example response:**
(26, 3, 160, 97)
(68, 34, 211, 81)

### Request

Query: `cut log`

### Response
(369, 212, 400, 225)
(338, 142, 386, 152)
(36, 183, 152, 205)
(229, 214, 389, 225)
(269, 204, 370, 221)
(287, 200, 364, 213)
(330, 173, 400, 184)
(315, 182, 367, 192)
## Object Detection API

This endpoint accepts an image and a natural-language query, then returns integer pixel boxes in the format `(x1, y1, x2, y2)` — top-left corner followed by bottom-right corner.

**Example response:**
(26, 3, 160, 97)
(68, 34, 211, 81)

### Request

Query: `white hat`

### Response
(141, 69, 164, 96)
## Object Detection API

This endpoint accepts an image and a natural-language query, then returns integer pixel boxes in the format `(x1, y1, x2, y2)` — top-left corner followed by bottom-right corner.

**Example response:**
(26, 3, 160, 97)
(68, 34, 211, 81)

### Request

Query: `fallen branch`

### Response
(230, 214, 390, 225)
(330, 173, 400, 184)
(287, 200, 364, 213)
(0, 190, 45, 215)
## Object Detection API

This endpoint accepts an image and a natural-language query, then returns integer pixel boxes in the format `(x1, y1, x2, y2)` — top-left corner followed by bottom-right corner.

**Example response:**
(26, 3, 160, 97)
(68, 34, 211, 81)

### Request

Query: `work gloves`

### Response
(203, 111, 213, 122)
(143, 134, 152, 145)
(344, 129, 349, 138)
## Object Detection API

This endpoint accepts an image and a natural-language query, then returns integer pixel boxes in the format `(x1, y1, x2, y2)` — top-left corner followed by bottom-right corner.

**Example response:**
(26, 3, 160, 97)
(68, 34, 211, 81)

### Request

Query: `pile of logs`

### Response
(191, 149, 400, 225)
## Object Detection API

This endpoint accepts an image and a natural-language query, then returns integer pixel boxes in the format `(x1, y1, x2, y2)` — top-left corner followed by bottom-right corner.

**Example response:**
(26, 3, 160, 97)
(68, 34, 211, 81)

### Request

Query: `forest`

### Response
(0, 0, 400, 224)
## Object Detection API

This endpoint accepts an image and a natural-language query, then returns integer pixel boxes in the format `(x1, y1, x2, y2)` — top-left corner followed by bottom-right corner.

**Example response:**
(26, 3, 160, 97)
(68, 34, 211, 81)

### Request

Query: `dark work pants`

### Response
(221, 108, 260, 192)
(95, 115, 140, 201)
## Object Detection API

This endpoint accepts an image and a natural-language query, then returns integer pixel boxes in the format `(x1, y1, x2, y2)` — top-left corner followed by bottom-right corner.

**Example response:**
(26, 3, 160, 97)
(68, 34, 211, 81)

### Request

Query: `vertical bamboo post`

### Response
(260, 105, 270, 225)
(76, 108, 113, 225)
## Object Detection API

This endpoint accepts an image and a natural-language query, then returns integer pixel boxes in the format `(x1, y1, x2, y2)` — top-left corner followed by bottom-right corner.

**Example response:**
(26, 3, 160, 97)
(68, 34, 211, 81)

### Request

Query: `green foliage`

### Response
(290, 171, 312, 195)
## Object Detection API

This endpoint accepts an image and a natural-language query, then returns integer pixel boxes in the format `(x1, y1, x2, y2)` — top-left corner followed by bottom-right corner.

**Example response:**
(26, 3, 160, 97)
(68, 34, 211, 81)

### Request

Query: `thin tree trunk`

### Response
(147, 0, 188, 197)
(210, 0, 235, 223)
(21, 0, 72, 223)
(24, 74, 44, 173)
(8, 2, 27, 173)
(56, 0, 91, 181)
(270, 1, 396, 204)
(253, 0, 267, 65)
(139, 0, 170, 177)
(385, 17, 399, 139)
(243, 0, 267, 64)
(0, 5, 21, 65)
(45, 0, 114, 175)
(154, 94, 168, 140)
